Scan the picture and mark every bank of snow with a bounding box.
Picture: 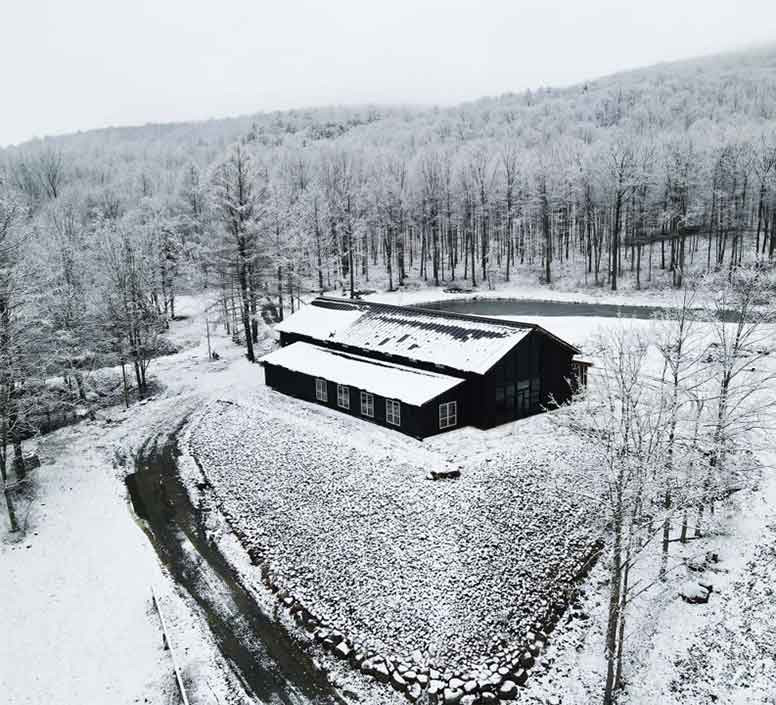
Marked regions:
[0,293,258,705]
[0,425,176,705]
[361,279,691,310]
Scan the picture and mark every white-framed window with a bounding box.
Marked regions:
[360,391,374,417]
[315,378,328,402]
[337,384,350,409]
[439,400,458,429]
[386,399,401,426]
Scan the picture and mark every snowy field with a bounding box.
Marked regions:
[2,284,775,705]
[0,295,263,705]
[184,290,776,704]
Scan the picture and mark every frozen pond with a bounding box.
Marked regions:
[422,297,739,322]
[423,297,668,320]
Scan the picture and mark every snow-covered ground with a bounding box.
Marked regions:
[361,278,699,310]
[635,448,776,705]
[0,424,175,705]
[0,295,264,705]
[2,284,774,705]
[513,443,776,705]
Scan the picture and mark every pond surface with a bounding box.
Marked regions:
[126,431,338,705]
[421,297,743,322]
[421,297,668,320]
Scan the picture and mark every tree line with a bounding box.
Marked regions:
[2,47,776,523]
[552,267,775,705]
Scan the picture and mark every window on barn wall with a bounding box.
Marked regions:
[495,385,506,415]
[337,384,350,409]
[315,378,328,402]
[439,401,458,429]
[505,383,516,412]
[570,363,588,390]
[386,399,401,426]
[530,377,541,407]
[360,391,374,417]
[517,379,531,414]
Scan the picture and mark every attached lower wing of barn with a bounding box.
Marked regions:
[262,342,466,436]
[260,297,585,438]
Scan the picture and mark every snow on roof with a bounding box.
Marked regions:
[274,300,364,339]
[572,355,594,366]
[276,297,538,375]
[260,342,465,406]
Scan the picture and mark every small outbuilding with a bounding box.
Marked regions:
[260,297,589,439]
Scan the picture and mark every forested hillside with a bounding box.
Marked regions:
[1,46,776,486]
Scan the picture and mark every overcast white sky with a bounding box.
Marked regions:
[3,0,775,147]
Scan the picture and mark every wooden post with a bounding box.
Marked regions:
[120,361,129,409]
[205,318,212,360]
[151,586,191,705]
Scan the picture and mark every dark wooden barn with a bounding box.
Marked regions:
[260,297,589,439]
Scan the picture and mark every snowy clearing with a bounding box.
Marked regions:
[0,295,260,705]
[3,287,776,705]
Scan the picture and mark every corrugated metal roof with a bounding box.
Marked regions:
[340,307,532,375]
[276,296,577,375]
[261,341,465,406]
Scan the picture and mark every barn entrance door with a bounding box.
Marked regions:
[516,388,530,416]
[516,380,531,417]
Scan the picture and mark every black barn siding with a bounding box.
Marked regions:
[271,317,580,437]
[475,331,575,427]
[417,385,468,438]
[264,362,464,439]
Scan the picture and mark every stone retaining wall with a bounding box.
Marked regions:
[257,541,603,704]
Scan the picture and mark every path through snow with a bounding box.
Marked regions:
[0,295,263,705]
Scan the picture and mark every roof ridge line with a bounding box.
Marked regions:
[314,295,536,330]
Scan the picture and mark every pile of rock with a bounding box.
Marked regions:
[329,629,547,704]
[268,563,559,703]
[190,400,602,703]
[190,402,599,671]
[249,493,601,705]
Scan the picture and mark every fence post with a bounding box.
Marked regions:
[151,585,191,705]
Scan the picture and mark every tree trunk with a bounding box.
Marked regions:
[614,533,633,690]
[120,361,130,408]
[12,440,25,481]
[3,487,18,532]
[238,244,256,362]
[611,193,623,291]
[660,486,671,580]
[603,502,624,705]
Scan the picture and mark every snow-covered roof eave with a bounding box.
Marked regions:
[572,355,594,366]
[260,342,466,407]
[532,324,581,356]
